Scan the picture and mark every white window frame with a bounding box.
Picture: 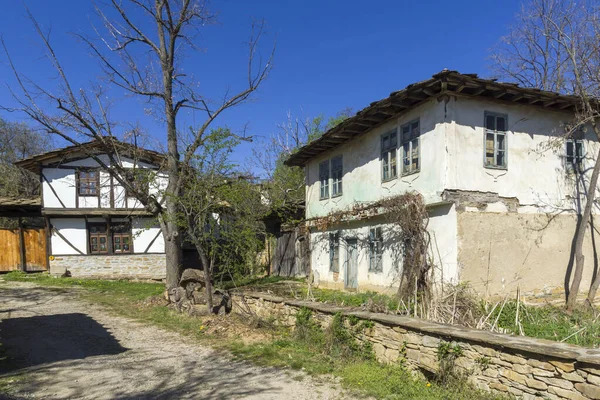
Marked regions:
[319,160,330,200]
[381,129,398,181]
[331,155,343,197]
[401,119,420,175]
[368,227,383,273]
[484,112,508,169]
[565,129,585,173]
[329,232,340,272]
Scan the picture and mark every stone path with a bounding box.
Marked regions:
[0,281,352,400]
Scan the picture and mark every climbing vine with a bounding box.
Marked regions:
[308,191,431,302]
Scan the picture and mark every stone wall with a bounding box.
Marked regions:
[235,292,600,400]
[49,254,166,280]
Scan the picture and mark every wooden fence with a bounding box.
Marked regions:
[0,228,47,272]
[272,227,309,277]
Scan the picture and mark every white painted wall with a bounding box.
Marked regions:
[41,156,167,210]
[310,205,458,292]
[42,169,76,208]
[305,98,449,219]
[448,96,599,212]
[133,218,164,253]
[50,218,87,255]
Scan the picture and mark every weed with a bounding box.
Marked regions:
[437,341,464,384]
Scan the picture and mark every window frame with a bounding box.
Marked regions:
[319,160,330,200]
[77,169,100,197]
[381,128,398,182]
[565,129,585,174]
[88,222,109,254]
[401,119,421,176]
[329,232,340,273]
[368,227,383,273]
[483,112,508,170]
[331,155,343,197]
[87,221,133,255]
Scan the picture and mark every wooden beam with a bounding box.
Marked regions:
[43,208,153,217]
[18,217,26,271]
[41,173,67,208]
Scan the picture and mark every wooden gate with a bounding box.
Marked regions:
[0,228,47,272]
[272,227,310,277]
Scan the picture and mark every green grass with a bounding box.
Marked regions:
[1,272,504,399]
[485,300,600,348]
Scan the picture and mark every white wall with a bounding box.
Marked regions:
[42,169,76,208]
[50,218,87,255]
[41,156,167,210]
[310,205,458,292]
[133,218,164,253]
[305,99,449,219]
[449,96,599,212]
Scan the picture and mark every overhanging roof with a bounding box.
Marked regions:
[286,70,583,167]
[15,138,166,173]
[0,196,41,217]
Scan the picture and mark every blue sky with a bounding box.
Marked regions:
[0,0,522,171]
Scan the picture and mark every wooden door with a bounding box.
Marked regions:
[0,229,21,272]
[0,228,47,272]
[345,238,358,290]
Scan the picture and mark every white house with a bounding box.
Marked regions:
[15,139,168,279]
[286,70,600,299]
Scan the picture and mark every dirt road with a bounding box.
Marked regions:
[0,281,350,400]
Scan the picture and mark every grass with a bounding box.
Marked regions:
[1,271,504,399]
[485,300,600,348]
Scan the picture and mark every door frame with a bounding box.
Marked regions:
[344,237,358,290]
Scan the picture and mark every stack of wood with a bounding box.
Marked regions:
[167,269,232,315]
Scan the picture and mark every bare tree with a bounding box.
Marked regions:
[2,1,274,290]
[491,0,600,309]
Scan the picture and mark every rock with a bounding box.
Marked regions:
[500,353,526,365]
[562,372,585,383]
[179,268,206,287]
[525,378,548,391]
[513,364,533,374]
[550,360,576,373]
[501,369,527,385]
[489,382,509,392]
[373,343,386,361]
[532,368,556,377]
[575,383,600,399]
[422,335,440,348]
[588,374,600,386]
[483,368,499,378]
[536,377,574,390]
[528,359,556,371]
[549,386,588,400]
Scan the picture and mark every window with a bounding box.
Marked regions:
[329,232,339,272]
[88,221,132,254]
[566,129,584,173]
[89,223,108,254]
[331,156,343,197]
[484,112,507,168]
[368,227,383,273]
[319,160,330,199]
[125,169,151,198]
[401,119,420,175]
[112,222,132,253]
[78,170,99,196]
[381,129,398,181]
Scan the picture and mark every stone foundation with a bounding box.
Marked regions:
[235,292,600,399]
[49,254,166,280]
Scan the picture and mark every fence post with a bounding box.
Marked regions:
[18,217,26,271]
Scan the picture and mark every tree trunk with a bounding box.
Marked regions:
[164,223,183,289]
[567,145,600,310]
[586,214,600,306]
[197,245,214,313]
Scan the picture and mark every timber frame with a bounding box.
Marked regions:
[285,70,586,167]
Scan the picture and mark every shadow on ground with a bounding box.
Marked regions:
[0,313,128,373]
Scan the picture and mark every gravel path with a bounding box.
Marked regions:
[0,281,352,400]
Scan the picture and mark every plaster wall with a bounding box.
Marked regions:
[49,217,164,255]
[457,210,597,298]
[41,157,167,210]
[449,96,599,211]
[305,98,449,219]
[310,204,458,292]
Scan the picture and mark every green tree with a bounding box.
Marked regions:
[178,128,266,311]
[0,118,51,197]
